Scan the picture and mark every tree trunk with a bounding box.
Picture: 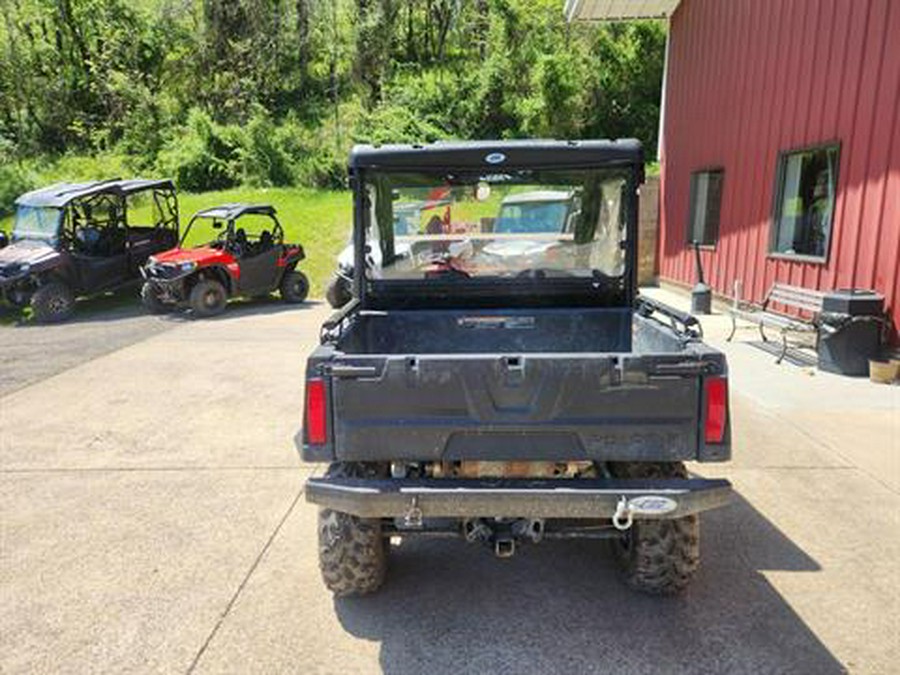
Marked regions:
[405,0,415,61]
[297,0,311,85]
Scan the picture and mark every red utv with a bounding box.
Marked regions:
[140,204,309,317]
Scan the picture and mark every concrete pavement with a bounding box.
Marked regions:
[1,291,898,674]
[0,293,175,397]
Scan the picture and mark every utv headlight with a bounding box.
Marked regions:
[19,263,30,274]
[179,261,197,272]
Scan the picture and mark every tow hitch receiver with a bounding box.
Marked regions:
[495,537,516,558]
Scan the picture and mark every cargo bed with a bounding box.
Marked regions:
[302,301,729,465]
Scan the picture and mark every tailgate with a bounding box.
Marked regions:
[326,353,719,462]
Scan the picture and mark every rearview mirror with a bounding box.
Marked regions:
[212,221,223,230]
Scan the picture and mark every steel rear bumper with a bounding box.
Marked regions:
[305,476,732,520]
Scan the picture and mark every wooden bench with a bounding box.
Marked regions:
[727,283,825,363]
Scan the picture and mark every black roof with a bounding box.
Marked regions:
[349,139,643,172]
[192,204,276,221]
[16,178,176,208]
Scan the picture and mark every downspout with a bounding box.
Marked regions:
[655,14,673,289]
[657,15,672,162]
[563,0,585,22]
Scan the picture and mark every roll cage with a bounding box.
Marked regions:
[14,179,179,252]
[181,204,285,253]
[348,140,644,310]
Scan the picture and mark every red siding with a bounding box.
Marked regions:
[659,0,900,338]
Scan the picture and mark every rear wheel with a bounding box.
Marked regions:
[30,282,75,323]
[141,281,171,314]
[189,279,228,317]
[607,462,700,594]
[280,269,309,303]
[317,462,388,597]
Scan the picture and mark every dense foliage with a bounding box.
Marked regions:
[0,0,665,211]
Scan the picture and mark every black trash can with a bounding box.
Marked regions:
[691,283,712,315]
[817,290,884,376]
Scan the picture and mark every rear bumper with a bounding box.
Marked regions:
[305,476,732,520]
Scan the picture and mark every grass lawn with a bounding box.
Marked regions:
[1,186,352,298]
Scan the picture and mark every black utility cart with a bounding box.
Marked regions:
[299,140,733,597]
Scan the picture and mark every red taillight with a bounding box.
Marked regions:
[704,376,728,444]
[305,378,327,445]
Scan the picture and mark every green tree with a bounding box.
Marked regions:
[0,0,666,197]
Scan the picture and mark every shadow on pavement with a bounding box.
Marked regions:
[0,287,144,328]
[1,290,323,328]
[335,493,844,675]
[158,296,324,323]
[745,340,817,368]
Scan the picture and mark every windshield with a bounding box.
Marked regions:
[364,169,627,281]
[495,198,570,234]
[13,206,62,244]
[181,217,225,247]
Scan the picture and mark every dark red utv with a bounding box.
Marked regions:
[140,204,309,317]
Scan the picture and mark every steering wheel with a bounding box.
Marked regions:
[212,228,238,253]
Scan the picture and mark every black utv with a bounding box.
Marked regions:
[300,140,733,597]
[0,179,179,322]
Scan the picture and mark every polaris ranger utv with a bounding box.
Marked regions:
[0,179,179,322]
[300,140,732,596]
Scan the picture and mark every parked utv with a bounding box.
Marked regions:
[0,179,179,322]
[141,204,308,317]
[300,140,733,597]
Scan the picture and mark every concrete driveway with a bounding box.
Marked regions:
[1,291,898,674]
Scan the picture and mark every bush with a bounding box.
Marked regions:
[0,137,35,218]
[155,109,240,192]
[296,147,347,190]
[36,153,136,182]
[0,164,34,219]
[237,107,295,187]
[354,103,447,146]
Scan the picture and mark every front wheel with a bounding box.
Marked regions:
[325,275,351,308]
[280,269,309,303]
[141,281,172,314]
[608,462,700,594]
[189,279,228,317]
[30,282,75,323]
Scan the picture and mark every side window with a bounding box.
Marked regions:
[770,144,839,259]
[125,191,154,228]
[687,169,723,246]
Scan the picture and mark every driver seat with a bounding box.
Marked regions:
[258,230,273,252]
[233,227,248,256]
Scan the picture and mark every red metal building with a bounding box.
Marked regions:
[568,0,900,338]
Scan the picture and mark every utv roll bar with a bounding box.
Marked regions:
[349,139,644,178]
[15,179,177,208]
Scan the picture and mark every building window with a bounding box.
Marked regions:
[771,144,839,259]
[687,169,723,246]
